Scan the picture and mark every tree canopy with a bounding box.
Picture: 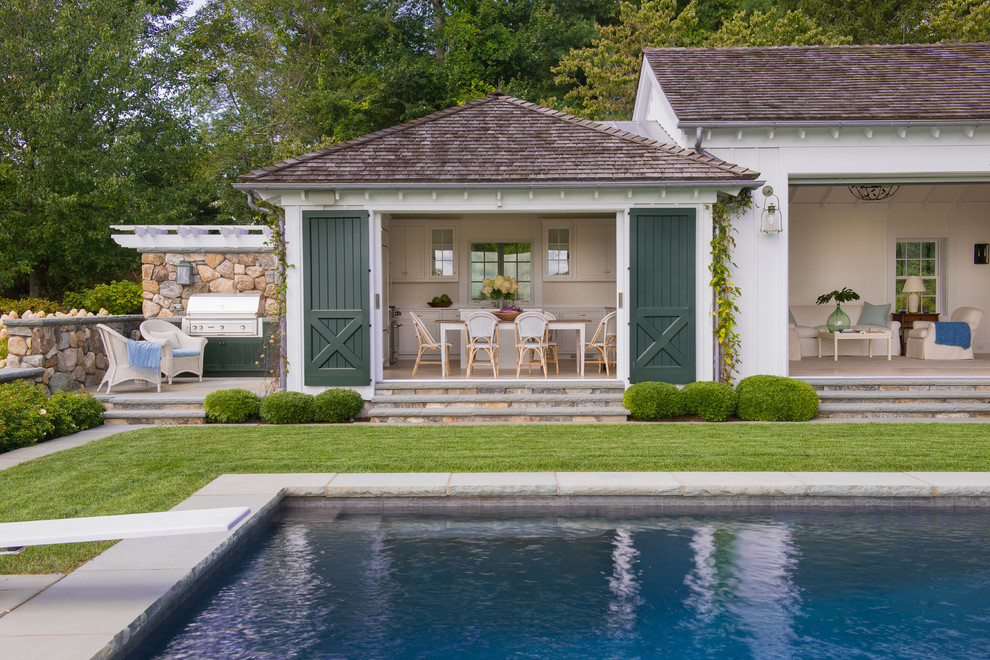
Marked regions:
[0,0,985,298]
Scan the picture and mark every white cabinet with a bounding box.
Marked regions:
[574,225,616,280]
[390,224,426,281]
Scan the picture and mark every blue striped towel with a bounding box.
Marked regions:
[933,322,971,349]
[127,340,162,378]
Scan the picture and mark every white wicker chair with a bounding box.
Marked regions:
[514,312,549,377]
[139,319,208,383]
[409,311,450,376]
[465,312,499,378]
[584,311,617,375]
[95,324,162,393]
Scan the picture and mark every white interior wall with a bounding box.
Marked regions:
[789,186,990,352]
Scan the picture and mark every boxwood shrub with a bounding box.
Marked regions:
[260,391,315,424]
[45,390,105,438]
[204,388,262,424]
[313,388,365,423]
[735,375,819,422]
[682,381,737,422]
[0,381,52,452]
[623,381,685,420]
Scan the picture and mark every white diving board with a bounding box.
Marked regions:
[0,507,251,554]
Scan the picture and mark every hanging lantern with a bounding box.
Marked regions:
[756,186,782,233]
[176,260,194,285]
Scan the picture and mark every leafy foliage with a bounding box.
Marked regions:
[710,191,751,385]
[924,0,990,42]
[45,391,105,439]
[313,388,366,423]
[0,381,52,452]
[735,375,819,421]
[63,281,143,315]
[816,287,860,305]
[0,298,63,315]
[0,0,208,299]
[260,391,315,424]
[623,381,685,420]
[682,381,738,422]
[204,388,262,424]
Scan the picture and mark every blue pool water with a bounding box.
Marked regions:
[135,508,990,659]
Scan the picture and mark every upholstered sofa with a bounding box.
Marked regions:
[789,303,901,358]
[905,307,983,360]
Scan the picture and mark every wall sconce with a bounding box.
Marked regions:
[976,244,989,265]
[176,260,194,285]
[755,185,782,233]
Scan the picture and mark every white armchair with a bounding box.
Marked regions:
[905,307,983,360]
[139,319,208,383]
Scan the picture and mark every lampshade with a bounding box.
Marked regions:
[902,276,925,293]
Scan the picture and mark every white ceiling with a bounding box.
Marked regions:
[789,183,990,205]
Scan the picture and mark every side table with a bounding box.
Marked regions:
[891,312,939,355]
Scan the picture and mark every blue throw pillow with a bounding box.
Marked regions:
[172,348,201,357]
[857,302,890,327]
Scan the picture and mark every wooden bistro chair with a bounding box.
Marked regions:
[584,311,617,376]
[408,311,450,377]
[514,312,550,378]
[465,312,499,378]
[542,312,559,374]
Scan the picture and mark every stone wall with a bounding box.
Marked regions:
[1,316,144,394]
[142,251,279,318]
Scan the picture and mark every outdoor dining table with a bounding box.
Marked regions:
[437,319,588,377]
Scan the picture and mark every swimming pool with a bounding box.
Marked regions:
[134,507,990,659]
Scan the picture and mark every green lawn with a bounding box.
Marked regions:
[2,422,990,574]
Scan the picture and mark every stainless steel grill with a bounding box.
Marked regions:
[181,293,265,337]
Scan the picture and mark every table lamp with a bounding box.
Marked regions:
[902,276,925,313]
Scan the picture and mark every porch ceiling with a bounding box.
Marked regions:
[788,183,990,205]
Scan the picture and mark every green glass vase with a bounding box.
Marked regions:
[826,303,851,332]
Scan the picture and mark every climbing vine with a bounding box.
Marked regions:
[709,190,751,385]
[255,199,293,393]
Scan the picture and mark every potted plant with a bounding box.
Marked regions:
[816,287,860,331]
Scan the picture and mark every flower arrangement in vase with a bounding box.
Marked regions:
[816,287,860,332]
[478,275,522,319]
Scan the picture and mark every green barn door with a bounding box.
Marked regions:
[303,211,370,386]
[630,209,696,383]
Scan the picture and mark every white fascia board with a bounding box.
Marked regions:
[701,124,989,150]
[111,225,272,252]
[252,186,741,213]
[631,57,689,148]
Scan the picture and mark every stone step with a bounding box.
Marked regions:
[818,402,990,417]
[817,390,990,401]
[802,378,990,389]
[371,394,626,409]
[374,381,625,397]
[367,406,630,424]
[96,396,207,411]
[102,409,206,425]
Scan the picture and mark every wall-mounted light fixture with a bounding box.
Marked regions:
[754,185,782,233]
[176,260,194,285]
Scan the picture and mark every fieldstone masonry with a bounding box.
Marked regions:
[141,251,279,318]
[1,316,143,394]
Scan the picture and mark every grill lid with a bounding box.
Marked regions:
[185,293,264,318]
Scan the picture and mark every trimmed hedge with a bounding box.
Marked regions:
[682,381,737,422]
[735,375,819,422]
[260,391,315,425]
[623,381,685,420]
[204,389,262,424]
[45,390,105,439]
[313,388,365,423]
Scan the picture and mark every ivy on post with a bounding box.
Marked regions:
[254,202,292,393]
[709,190,751,385]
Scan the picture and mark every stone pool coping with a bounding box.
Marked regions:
[3,470,990,660]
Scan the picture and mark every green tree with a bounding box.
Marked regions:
[0,0,205,298]
[924,0,990,42]
[777,0,930,43]
[551,0,848,120]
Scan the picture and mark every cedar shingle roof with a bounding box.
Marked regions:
[239,93,758,185]
[644,43,990,124]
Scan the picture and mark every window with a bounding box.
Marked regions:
[470,242,532,301]
[895,240,938,313]
[546,228,570,276]
[431,228,455,277]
